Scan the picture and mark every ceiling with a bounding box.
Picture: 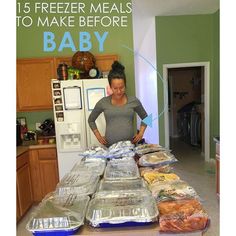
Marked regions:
[133,0,219,16]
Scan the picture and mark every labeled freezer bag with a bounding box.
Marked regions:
[86,190,158,227]
[56,171,100,196]
[143,172,180,185]
[138,151,178,167]
[158,199,209,233]
[104,160,140,180]
[71,157,106,176]
[139,165,173,176]
[135,144,166,156]
[80,146,109,158]
[26,193,90,236]
[109,140,135,152]
[96,179,148,193]
[108,140,135,159]
[149,180,200,202]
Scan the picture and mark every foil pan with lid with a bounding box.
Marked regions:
[97,179,148,193]
[71,157,106,176]
[56,171,100,196]
[104,161,140,180]
[86,190,158,227]
[26,193,90,233]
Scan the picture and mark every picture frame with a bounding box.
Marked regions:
[17,117,27,127]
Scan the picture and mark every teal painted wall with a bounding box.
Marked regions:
[17,0,135,130]
[156,11,219,159]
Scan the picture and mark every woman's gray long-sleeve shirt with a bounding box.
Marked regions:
[88,95,148,146]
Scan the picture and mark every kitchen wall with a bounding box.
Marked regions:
[156,10,220,159]
[17,0,135,130]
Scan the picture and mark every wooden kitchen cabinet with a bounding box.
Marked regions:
[29,147,59,202]
[17,151,33,221]
[17,54,118,111]
[17,58,56,111]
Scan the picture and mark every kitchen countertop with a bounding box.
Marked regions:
[17,144,56,157]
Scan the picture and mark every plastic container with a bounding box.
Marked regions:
[26,193,90,235]
[86,190,158,227]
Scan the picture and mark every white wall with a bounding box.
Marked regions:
[132,1,159,144]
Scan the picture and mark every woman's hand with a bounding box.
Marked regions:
[132,125,146,144]
[132,132,144,144]
[93,129,108,145]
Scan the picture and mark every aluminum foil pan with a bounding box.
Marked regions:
[26,193,90,233]
[104,161,140,180]
[97,179,148,193]
[86,190,158,227]
[56,171,100,196]
[71,157,106,176]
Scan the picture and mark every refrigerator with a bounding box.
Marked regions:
[51,79,110,179]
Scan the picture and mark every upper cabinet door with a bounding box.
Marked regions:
[17,58,56,111]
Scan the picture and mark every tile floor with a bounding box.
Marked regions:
[17,138,219,236]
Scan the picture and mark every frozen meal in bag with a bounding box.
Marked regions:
[143,172,180,185]
[149,180,199,202]
[139,151,177,167]
[135,143,166,156]
[139,165,173,176]
[158,199,209,233]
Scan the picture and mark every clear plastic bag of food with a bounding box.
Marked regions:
[135,144,167,156]
[149,180,200,202]
[108,141,135,159]
[80,146,109,158]
[139,165,173,176]
[109,140,134,152]
[138,151,178,167]
[26,193,90,234]
[143,172,180,185]
[158,199,209,233]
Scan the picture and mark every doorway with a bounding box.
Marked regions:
[163,62,210,161]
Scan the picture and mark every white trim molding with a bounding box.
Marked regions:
[163,62,210,161]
